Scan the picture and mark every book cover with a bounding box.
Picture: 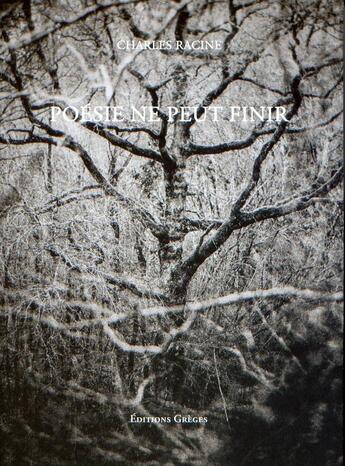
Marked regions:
[0,1,343,464]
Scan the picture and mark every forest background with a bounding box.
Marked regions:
[0,0,343,464]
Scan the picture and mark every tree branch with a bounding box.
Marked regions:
[46,244,168,301]
[141,287,343,317]
[0,0,145,54]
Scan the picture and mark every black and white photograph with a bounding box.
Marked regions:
[0,0,343,464]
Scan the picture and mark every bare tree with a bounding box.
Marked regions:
[0,0,343,464]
